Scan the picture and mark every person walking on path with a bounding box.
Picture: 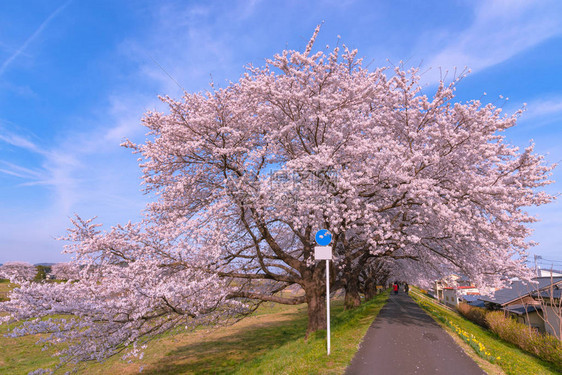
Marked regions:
[345,292,485,375]
[404,282,409,294]
[392,282,398,295]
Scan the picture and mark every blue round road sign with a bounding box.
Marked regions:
[315,229,332,246]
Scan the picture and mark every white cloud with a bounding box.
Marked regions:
[0,131,41,153]
[0,2,260,262]
[0,161,43,180]
[522,97,562,121]
[0,128,78,207]
[420,0,562,84]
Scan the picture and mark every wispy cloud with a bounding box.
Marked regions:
[0,160,44,180]
[0,123,146,262]
[0,130,42,153]
[420,0,562,83]
[0,127,78,196]
[0,120,145,222]
[522,97,562,121]
[1,1,259,263]
[119,2,263,98]
[0,0,72,77]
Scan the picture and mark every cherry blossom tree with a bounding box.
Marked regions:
[359,258,392,301]
[0,261,37,282]
[0,216,250,372]
[121,25,552,333]
[334,232,419,309]
[0,26,555,370]
[50,262,81,281]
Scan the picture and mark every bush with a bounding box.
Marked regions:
[34,265,47,282]
[457,303,489,328]
[486,310,562,368]
[528,331,562,367]
[486,311,532,347]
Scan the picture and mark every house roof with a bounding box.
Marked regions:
[503,304,542,316]
[531,289,561,299]
[460,294,482,302]
[468,300,486,308]
[479,277,562,306]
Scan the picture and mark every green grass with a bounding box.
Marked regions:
[0,279,14,301]
[410,287,561,375]
[234,292,389,375]
[1,292,389,374]
[0,319,60,373]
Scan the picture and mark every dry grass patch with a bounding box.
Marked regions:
[86,303,310,375]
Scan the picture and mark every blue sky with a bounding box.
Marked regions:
[0,0,561,267]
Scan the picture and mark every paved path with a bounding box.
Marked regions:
[345,292,486,375]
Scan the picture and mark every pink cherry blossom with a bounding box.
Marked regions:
[0,261,36,282]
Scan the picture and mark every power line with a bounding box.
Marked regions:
[537,259,562,265]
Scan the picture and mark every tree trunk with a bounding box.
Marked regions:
[302,266,327,336]
[304,285,326,335]
[344,277,361,309]
[363,280,377,301]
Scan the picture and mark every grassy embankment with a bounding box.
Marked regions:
[410,287,561,375]
[1,279,60,372]
[0,285,388,375]
[0,279,13,302]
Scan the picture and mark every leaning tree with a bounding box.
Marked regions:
[1,27,555,370]
[1,216,249,370]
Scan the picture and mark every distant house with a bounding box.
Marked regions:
[503,304,545,332]
[460,293,485,308]
[536,268,562,277]
[434,274,480,307]
[434,274,461,301]
[442,285,480,308]
[434,278,448,302]
[479,277,562,338]
[531,287,561,339]
[479,277,562,309]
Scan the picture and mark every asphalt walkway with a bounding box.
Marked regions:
[345,291,486,375]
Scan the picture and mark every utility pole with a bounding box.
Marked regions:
[534,254,542,277]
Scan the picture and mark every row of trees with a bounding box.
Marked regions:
[0,261,79,283]
[0,28,555,372]
[0,261,38,282]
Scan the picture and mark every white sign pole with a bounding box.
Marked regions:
[314,229,333,357]
[326,258,330,355]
